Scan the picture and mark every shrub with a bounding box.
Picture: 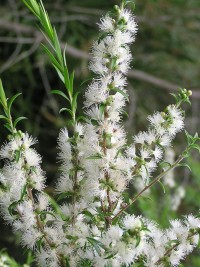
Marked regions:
[0,0,200,266]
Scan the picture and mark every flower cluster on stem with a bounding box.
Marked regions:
[0,1,200,267]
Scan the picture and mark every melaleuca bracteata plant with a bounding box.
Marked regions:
[0,0,200,266]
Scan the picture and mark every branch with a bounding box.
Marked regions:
[155,231,199,265]
[112,154,185,222]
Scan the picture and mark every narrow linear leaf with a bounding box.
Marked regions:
[42,44,62,71]
[77,115,88,122]
[51,90,69,101]
[0,79,7,108]
[14,117,27,128]
[178,163,192,172]
[53,28,63,64]
[8,93,22,112]
[158,180,166,194]
[0,115,9,122]
[22,0,40,17]
[69,70,75,95]
[57,192,74,202]
[4,124,13,133]
[111,87,129,101]
[72,91,80,114]
[59,108,73,116]
[86,154,102,160]
[52,64,65,84]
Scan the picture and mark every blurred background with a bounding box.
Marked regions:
[0,0,200,266]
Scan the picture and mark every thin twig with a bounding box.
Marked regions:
[155,231,199,265]
[112,154,184,222]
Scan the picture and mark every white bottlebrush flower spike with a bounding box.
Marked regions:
[0,1,199,267]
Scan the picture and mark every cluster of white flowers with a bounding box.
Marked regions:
[0,132,47,248]
[0,2,199,267]
[86,214,200,267]
[128,105,184,184]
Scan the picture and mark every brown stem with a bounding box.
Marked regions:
[27,188,53,247]
[102,110,113,228]
[111,154,184,222]
[71,167,78,227]
[27,188,66,267]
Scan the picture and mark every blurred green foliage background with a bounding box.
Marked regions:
[0,0,200,266]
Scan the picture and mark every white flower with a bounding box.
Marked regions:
[140,148,150,159]
[185,215,200,229]
[24,148,41,167]
[75,123,84,136]
[56,174,73,193]
[123,215,142,230]
[84,82,108,107]
[37,193,49,211]
[159,134,172,147]
[120,9,138,34]
[148,112,164,128]
[134,131,146,144]
[98,15,114,32]
[152,146,163,162]
[112,72,127,88]
[85,105,103,121]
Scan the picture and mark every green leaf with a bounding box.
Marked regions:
[0,79,7,108]
[104,252,118,259]
[122,192,130,204]
[135,234,141,247]
[20,184,27,201]
[63,66,70,91]
[77,115,88,122]
[53,27,63,64]
[87,238,104,256]
[99,103,106,116]
[159,161,172,170]
[80,77,93,86]
[178,163,192,172]
[40,211,56,221]
[42,44,62,72]
[59,108,73,116]
[46,193,62,216]
[52,64,65,84]
[190,144,200,153]
[72,91,80,114]
[8,93,22,112]
[124,0,136,10]
[14,117,27,128]
[57,192,74,202]
[86,154,102,160]
[0,115,9,122]
[8,200,20,216]
[39,1,54,40]
[111,87,129,101]
[15,150,21,162]
[158,180,166,194]
[65,257,70,267]
[22,0,40,17]
[81,210,95,221]
[36,235,45,252]
[51,90,69,101]
[4,124,12,133]
[29,0,40,15]
[69,70,75,95]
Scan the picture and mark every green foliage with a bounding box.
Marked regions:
[0,80,26,134]
[0,0,200,265]
[22,0,79,125]
[0,250,33,267]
